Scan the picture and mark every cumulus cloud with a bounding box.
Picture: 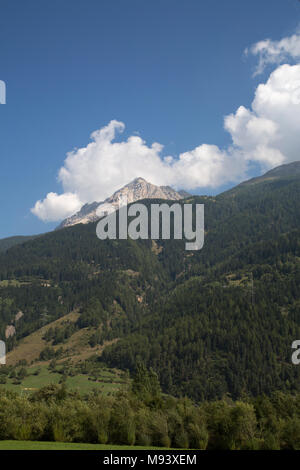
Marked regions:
[57,120,173,202]
[31,192,82,222]
[246,33,300,75]
[32,33,300,223]
[225,63,300,167]
[31,120,247,222]
[57,119,247,197]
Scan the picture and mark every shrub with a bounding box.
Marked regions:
[109,398,136,446]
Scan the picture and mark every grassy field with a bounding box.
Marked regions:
[0,441,167,450]
[0,364,127,395]
[5,311,118,367]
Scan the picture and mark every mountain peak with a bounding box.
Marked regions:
[131,176,147,183]
[57,178,188,230]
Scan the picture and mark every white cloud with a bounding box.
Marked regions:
[57,120,173,202]
[169,144,247,189]
[31,192,82,222]
[246,33,300,75]
[225,63,300,168]
[32,120,248,222]
[32,34,300,223]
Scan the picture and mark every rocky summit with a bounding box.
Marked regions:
[56,177,189,229]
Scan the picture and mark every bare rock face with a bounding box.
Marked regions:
[57,177,188,229]
[56,201,101,229]
[15,311,24,322]
[5,325,16,339]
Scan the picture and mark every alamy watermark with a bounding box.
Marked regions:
[96,196,204,251]
[292,340,300,365]
[0,340,5,365]
[0,80,6,104]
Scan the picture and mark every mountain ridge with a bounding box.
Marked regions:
[236,161,300,189]
[56,177,189,230]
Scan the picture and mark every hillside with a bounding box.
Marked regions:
[0,235,39,253]
[228,161,300,192]
[0,162,299,400]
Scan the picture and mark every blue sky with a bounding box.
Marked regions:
[0,0,300,238]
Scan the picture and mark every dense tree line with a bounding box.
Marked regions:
[0,367,299,449]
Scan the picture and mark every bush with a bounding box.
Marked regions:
[109,398,136,446]
[134,408,152,446]
[149,412,171,448]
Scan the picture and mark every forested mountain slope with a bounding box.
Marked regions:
[0,162,299,400]
[0,235,38,253]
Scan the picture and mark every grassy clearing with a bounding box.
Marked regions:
[0,440,167,450]
[6,312,81,365]
[1,364,126,395]
[6,311,117,367]
[0,280,23,288]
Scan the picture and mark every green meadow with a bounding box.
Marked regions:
[0,364,126,395]
[0,440,167,450]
